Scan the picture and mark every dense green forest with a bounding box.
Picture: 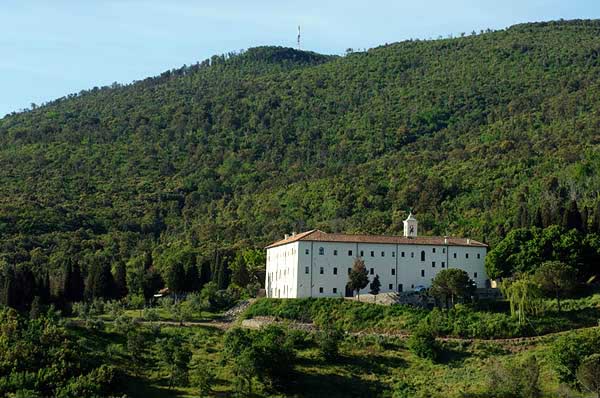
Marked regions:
[1,19,600,309]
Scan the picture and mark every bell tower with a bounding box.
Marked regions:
[403,212,418,237]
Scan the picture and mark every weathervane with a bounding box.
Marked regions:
[297,25,301,50]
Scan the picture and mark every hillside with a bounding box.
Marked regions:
[1,20,600,301]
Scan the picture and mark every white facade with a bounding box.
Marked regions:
[265,216,489,298]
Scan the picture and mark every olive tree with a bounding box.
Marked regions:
[534,261,577,313]
[430,269,475,308]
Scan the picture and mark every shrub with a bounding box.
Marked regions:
[142,307,160,322]
[407,321,439,361]
[71,302,89,318]
[201,282,237,312]
[223,325,296,392]
[190,358,216,397]
[576,354,600,397]
[104,300,124,318]
[393,378,417,398]
[126,294,146,310]
[483,356,541,398]
[315,323,344,360]
[550,328,600,386]
[156,336,192,388]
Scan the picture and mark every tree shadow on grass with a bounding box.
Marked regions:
[436,344,471,365]
[291,371,385,398]
[297,350,408,375]
[337,352,408,375]
[123,375,185,398]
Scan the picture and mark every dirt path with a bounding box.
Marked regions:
[79,307,600,351]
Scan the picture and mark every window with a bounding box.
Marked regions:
[319,247,324,255]
[398,284,403,292]
[401,251,405,257]
[391,268,395,275]
[453,253,457,259]
[305,266,309,274]
[333,267,338,275]
[334,250,338,256]
[370,268,374,275]
[432,261,436,268]
[421,270,425,277]
[441,262,445,268]
[319,287,323,293]
[348,250,353,256]
[420,251,425,261]
[442,248,446,254]
[411,252,414,258]
[474,272,478,278]
[389,284,393,289]
[411,284,414,289]
[360,250,364,257]
[392,252,395,257]
[347,268,351,275]
[305,249,309,255]
[320,267,324,274]
[370,251,374,257]
[477,253,481,259]
[333,288,337,294]
[381,251,385,257]
[432,248,436,253]
[466,253,469,259]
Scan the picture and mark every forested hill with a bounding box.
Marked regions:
[1,20,600,303]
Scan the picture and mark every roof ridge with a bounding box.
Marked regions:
[265,229,488,248]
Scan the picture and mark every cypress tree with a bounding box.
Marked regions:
[581,206,589,233]
[86,261,115,300]
[562,200,583,232]
[541,204,554,228]
[185,264,200,292]
[167,262,187,294]
[113,261,128,298]
[0,264,17,308]
[64,261,84,303]
[532,207,543,228]
[591,201,600,234]
[216,262,228,290]
[517,203,529,228]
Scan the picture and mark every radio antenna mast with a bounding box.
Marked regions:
[297,25,301,50]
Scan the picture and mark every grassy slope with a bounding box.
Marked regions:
[243,295,600,338]
[70,321,580,398]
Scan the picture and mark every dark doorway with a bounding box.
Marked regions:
[345,284,354,297]
[398,284,403,293]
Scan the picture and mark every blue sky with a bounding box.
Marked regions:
[1,0,599,117]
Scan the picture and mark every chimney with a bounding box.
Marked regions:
[444,236,448,245]
[292,231,297,237]
[284,234,290,240]
[466,238,471,245]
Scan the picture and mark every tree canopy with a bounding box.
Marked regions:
[1,20,600,310]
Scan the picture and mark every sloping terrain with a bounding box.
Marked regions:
[0,19,599,280]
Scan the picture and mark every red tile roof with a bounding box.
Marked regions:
[266,229,487,249]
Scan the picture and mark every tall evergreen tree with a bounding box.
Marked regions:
[86,261,115,300]
[562,200,583,232]
[64,262,84,303]
[167,262,187,294]
[348,257,369,300]
[113,261,128,298]
[532,207,543,228]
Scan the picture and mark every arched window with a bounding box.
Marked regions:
[319,247,324,255]
[420,250,425,262]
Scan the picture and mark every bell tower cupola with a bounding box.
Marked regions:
[403,212,418,238]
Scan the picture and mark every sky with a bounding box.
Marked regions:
[1,0,599,117]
